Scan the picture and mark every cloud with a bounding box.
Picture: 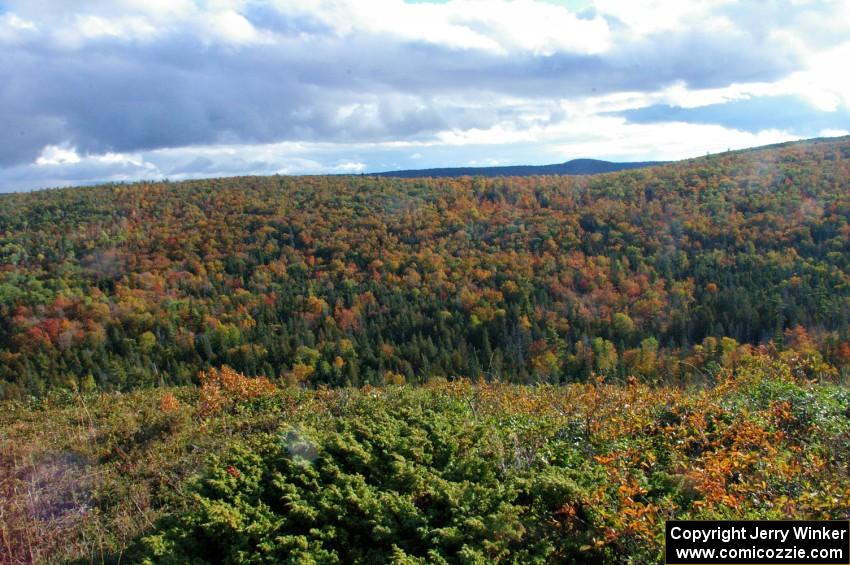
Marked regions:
[0,0,848,190]
[613,95,850,136]
[285,0,613,55]
[0,118,808,193]
[35,145,81,166]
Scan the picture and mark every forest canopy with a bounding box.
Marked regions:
[1,137,850,398]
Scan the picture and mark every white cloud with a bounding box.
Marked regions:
[333,161,366,173]
[2,13,37,31]
[430,112,801,162]
[468,157,502,166]
[202,10,267,45]
[0,12,38,42]
[552,121,799,161]
[595,0,737,37]
[283,0,611,54]
[777,41,850,111]
[120,0,196,19]
[36,145,81,166]
[74,14,156,40]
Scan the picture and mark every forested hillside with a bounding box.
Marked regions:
[373,158,665,178]
[2,136,850,398]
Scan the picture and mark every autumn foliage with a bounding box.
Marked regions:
[196,365,276,416]
[3,137,850,561]
[136,358,850,563]
[2,137,850,397]
[2,354,849,563]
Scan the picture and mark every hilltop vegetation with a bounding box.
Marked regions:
[2,137,850,397]
[3,355,850,564]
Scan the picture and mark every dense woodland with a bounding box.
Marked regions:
[2,137,850,397]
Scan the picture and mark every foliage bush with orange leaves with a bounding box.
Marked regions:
[134,356,850,563]
[196,366,277,417]
[4,356,850,563]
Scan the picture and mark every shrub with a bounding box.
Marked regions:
[197,366,277,417]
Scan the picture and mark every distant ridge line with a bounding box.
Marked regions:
[371,158,667,178]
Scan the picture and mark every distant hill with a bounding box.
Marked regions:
[372,158,666,178]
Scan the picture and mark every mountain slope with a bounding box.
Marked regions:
[1,136,850,398]
[372,157,666,178]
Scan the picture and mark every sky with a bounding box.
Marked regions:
[1,0,849,192]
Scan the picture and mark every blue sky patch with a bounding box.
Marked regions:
[613,96,850,137]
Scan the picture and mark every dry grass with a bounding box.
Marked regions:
[0,390,198,564]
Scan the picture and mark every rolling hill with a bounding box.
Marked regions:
[1,135,850,397]
[372,157,666,178]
